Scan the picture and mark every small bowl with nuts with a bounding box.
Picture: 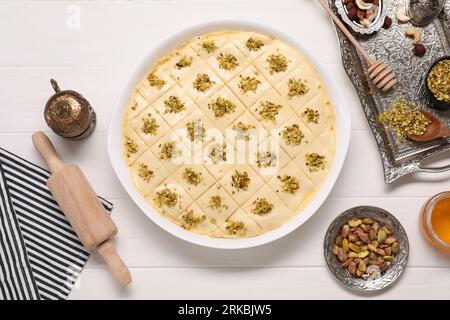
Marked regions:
[425,56,450,111]
[324,206,409,292]
[335,0,387,34]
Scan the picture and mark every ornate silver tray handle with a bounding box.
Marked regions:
[328,0,450,183]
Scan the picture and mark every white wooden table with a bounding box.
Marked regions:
[2,0,450,300]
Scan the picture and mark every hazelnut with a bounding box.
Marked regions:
[414,44,426,57]
[343,0,351,4]
[373,0,379,5]
[383,16,392,29]
[347,7,358,20]
[346,2,355,10]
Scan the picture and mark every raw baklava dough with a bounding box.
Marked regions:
[122,30,336,239]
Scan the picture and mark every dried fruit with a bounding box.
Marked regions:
[414,43,426,57]
[383,16,393,29]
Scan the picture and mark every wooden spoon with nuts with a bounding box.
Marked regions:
[317,0,398,92]
[407,110,450,142]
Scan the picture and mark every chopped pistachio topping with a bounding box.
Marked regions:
[281,124,304,145]
[159,141,176,160]
[226,220,245,236]
[245,37,264,51]
[217,53,239,70]
[378,98,432,141]
[124,137,138,157]
[138,163,154,182]
[208,195,228,212]
[175,55,193,69]
[182,168,202,186]
[164,96,185,114]
[251,198,273,216]
[259,101,282,122]
[147,73,166,89]
[141,114,159,135]
[232,121,256,140]
[278,175,300,194]
[131,102,138,110]
[209,97,237,118]
[267,53,288,74]
[305,153,326,172]
[154,188,178,208]
[257,151,277,168]
[209,142,227,163]
[186,119,206,141]
[303,108,320,124]
[231,170,250,191]
[427,59,450,102]
[238,75,261,93]
[181,210,206,230]
[201,40,218,53]
[287,78,309,98]
[193,73,215,92]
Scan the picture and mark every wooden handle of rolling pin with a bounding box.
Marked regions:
[32,131,66,173]
[97,239,132,286]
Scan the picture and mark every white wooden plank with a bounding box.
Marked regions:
[1,130,449,200]
[0,0,340,67]
[0,63,367,133]
[69,267,450,299]
[85,196,450,268]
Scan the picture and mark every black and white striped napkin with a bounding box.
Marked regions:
[0,148,113,300]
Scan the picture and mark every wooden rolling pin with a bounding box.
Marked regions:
[32,131,132,286]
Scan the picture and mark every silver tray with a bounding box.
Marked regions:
[329,0,450,183]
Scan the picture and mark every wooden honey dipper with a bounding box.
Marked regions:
[317,0,398,92]
[32,131,132,286]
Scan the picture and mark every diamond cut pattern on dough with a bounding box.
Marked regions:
[131,107,170,147]
[199,86,246,132]
[123,31,336,239]
[131,150,170,195]
[219,165,264,206]
[196,182,239,226]
[241,184,290,231]
[147,182,193,220]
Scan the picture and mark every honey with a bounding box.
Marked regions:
[421,192,450,251]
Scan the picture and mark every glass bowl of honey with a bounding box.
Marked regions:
[420,191,450,251]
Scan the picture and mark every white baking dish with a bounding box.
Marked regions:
[108,21,351,249]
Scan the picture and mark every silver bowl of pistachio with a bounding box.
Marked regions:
[324,206,409,292]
